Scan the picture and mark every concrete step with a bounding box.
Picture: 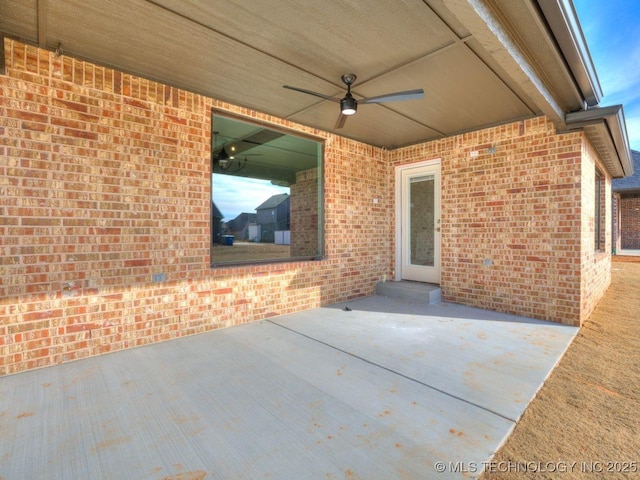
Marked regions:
[375,281,441,305]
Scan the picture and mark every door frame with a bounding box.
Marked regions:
[394,158,442,282]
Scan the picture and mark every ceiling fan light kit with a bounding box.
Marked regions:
[283,73,423,128]
[340,96,357,115]
[212,131,245,173]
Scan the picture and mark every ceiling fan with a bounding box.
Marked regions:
[283,73,424,129]
[212,131,262,173]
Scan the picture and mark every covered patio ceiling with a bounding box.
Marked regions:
[0,0,632,173]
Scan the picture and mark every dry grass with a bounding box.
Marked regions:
[481,259,640,479]
[212,242,290,262]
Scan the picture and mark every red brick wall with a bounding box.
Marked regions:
[0,39,614,374]
[290,168,319,257]
[0,40,390,375]
[580,138,611,323]
[620,194,640,249]
[392,118,609,326]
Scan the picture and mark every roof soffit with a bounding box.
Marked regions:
[0,0,619,152]
[440,0,570,127]
[565,106,633,178]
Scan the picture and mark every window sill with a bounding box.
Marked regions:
[211,255,324,269]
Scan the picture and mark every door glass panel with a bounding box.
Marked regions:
[409,175,435,266]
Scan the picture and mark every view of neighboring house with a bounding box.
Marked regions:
[255,193,290,243]
[224,197,291,245]
[613,150,640,251]
[226,212,257,241]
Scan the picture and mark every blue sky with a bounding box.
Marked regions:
[574,0,640,150]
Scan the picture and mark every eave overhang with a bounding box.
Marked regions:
[614,188,640,195]
[565,105,633,178]
[536,0,603,107]
[536,0,632,179]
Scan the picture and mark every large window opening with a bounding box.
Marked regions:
[210,112,323,266]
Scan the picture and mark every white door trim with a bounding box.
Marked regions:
[394,158,442,282]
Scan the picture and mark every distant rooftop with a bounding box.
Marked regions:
[256,193,289,210]
[613,150,640,192]
[211,201,224,219]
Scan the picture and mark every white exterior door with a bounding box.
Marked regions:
[396,161,441,284]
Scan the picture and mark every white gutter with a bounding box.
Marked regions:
[537,0,632,177]
[536,0,603,107]
[565,105,633,177]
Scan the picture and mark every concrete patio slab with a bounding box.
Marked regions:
[0,297,577,479]
[274,297,578,422]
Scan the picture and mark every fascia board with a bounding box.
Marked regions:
[536,0,603,106]
[565,105,633,178]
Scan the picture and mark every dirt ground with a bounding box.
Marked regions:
[481,258,640,479]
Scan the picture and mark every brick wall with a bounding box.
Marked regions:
[579,138,611,323]
[620,194,640,249]
[391,118,610,326]
[290,168,319,257]
[0,39,613,375]
[0,40,390,375]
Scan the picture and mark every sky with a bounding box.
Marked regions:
[213,174,289,222]
[574,0,640,151]
[214,1,640,221]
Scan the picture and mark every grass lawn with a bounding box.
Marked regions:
[212,241,290,263]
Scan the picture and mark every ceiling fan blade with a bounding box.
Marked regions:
[359,89,424,104]
[283,85,341,103]
[334,113,348,129]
